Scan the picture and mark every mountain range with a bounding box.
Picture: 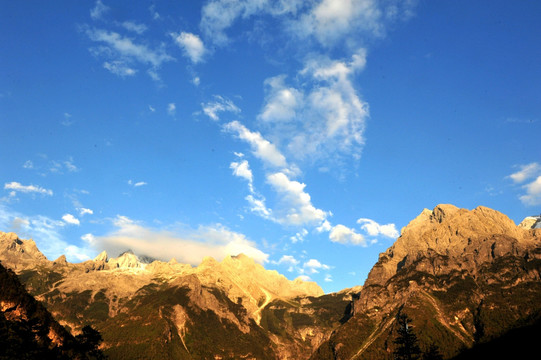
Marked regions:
[1,204,540,359]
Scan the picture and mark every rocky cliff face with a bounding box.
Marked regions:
[0,261,105,359]
[312,205,541,359]
[0,231,345,360]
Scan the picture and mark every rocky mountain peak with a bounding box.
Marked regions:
[108,251,142,269]
[93,250,108,262]
[366,204,537,288]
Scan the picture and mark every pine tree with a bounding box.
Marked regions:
[393,314,421,360]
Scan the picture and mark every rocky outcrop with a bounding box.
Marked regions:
[313,205,541,359]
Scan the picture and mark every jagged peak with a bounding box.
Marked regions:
[94,250,108,262]
[0,231,20,243]
[53,255,67,265]
[118,249,135,256]
[200,256,218,267]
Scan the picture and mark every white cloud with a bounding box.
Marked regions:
[200,0,415,48]
[121,21,148,34]
[520,176,541,206]
[329,224,365,245]
[201,95,240,121]
[0,205,93,262]
[65,245,91,261]
[324,274,333,282]
[245,194,273,219]
[303,258,330,274]
[266,172,328,226]
[290,228,308,243]
[62,214,80,226]
[94,216,269,265]
[64,157,79,172]
[173,32,206,64]
[23,160,34,169]
[149,5,160,20]
[316,219,332,233]
[90,0,109,20]
[103,61,137,77]
[4,182,53,196]
[168,103,176,116]
[357,218,399,238]
[78,208,94,216]
[296,0,384,46]
[509,162,541,183]
[149,105,156,112]
[507,163,541,206]
[224,121,288,169]
[230,160,254,190]
[128,180,147,187]
[274,254,300,267]
[259,75,303,123]
[257,51,369,163]
[86,28,174,79]
[296,275,312,281]
[81,233,96,244]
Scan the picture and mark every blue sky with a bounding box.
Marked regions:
[1,0,540,293]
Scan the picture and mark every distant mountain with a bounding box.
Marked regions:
[311,205,541,359]
[0,231,350,359]
[2,204,540,359]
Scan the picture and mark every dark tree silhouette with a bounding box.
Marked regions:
[423,343,444,360]
[394,314,421,360]
[75,325,106,359]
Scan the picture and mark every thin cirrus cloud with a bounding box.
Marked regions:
[4,182,53,196]
[201,95,241,121]
[90,0,109,20]
[92,215,269,264]
[85,27,174,80]
[508,162,541,206]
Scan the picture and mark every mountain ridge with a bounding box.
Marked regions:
[2,204,540,359]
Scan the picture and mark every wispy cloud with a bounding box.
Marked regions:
[4,182,53,196]
[90,0,109,20]
[121,21,148,34]
[173,32,206,63]
[259,50,369,162]
[78,208,94,216]
[86,27,174,80]
[103,61,137,77]
[508,163,541,184]
[224,121,288,169]
[508,162,541,206]
[94,216,269,264]
[201,95,240,121]
[128,180,147,187]
[167,103,176,116]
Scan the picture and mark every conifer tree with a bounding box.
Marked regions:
[393,314,421,360]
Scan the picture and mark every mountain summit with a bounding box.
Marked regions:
[312,204,541,359]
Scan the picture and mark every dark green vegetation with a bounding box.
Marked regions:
[0,262,106,360]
